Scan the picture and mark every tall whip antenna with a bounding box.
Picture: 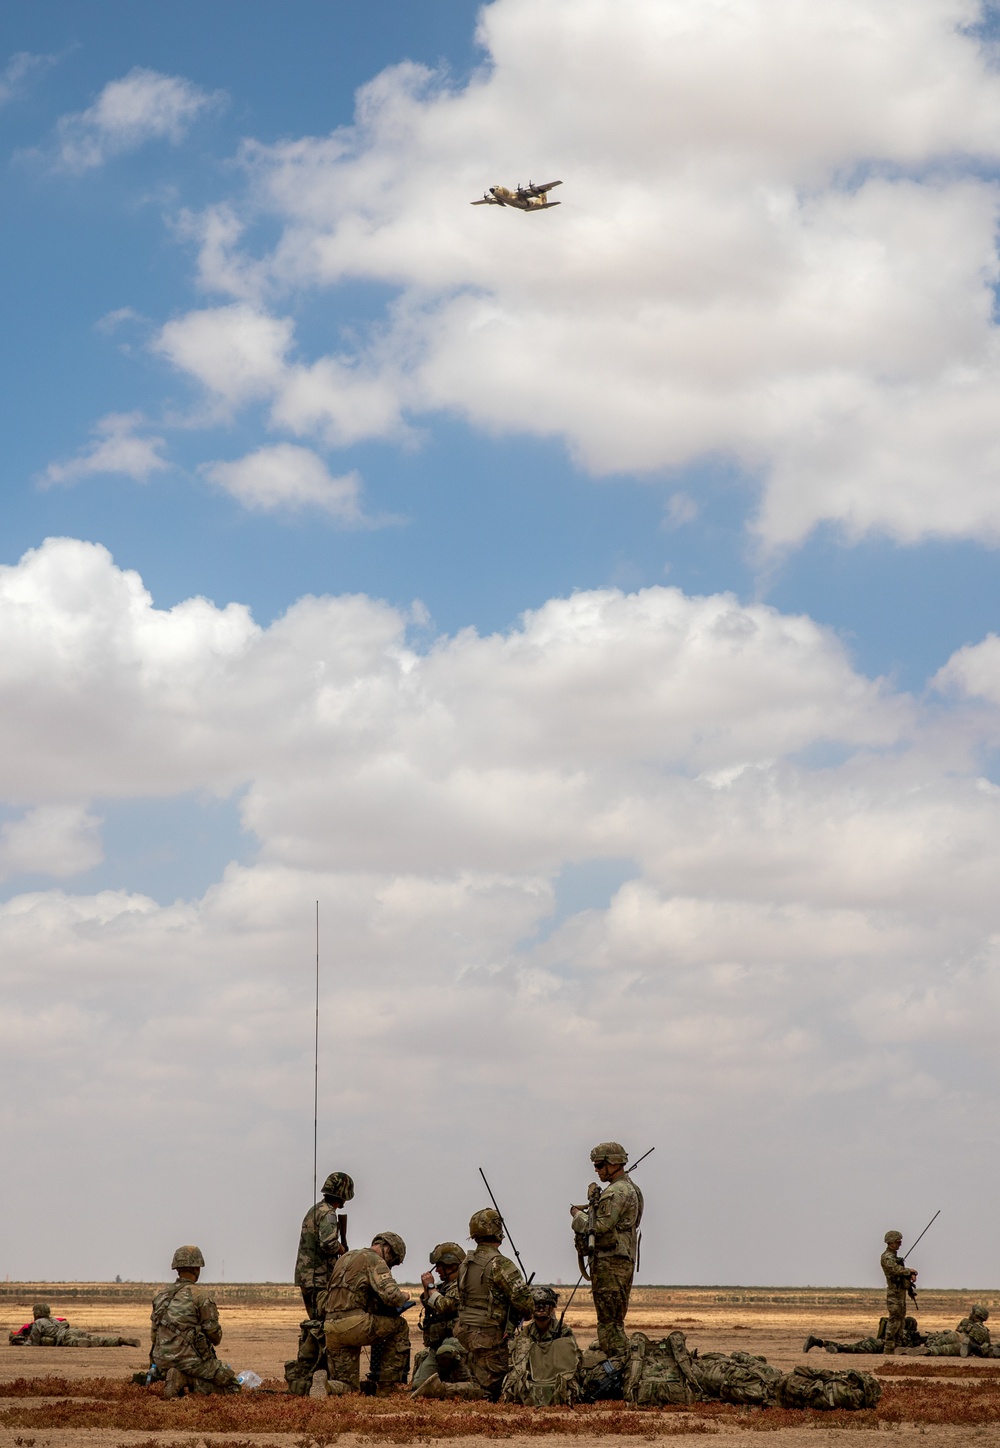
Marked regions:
[313,900,320,1209]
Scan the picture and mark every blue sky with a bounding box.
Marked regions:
[5,0,1000,1289]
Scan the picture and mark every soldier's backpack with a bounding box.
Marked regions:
[502,1332,582,1406]
[579,1346,625,1402]
[624,1332,701,1407]
[693,1350,782,1407]
[776,1364,882,1411]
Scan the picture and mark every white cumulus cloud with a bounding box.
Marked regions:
[203,443,369,521]
[151,0,1000,551]
[43,412,168,486]
[2,539,1000,1282]
[52,66,221,171]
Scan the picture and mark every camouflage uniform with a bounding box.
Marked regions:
[324,1237,411,1393]
[286,1171,354,1396]
[880,1234,915,1354]
[455,1211,534,1401]
[501,1316,582,1405]
[410,1338,481,1396]
[572,1144,642,1358]
[412,1253,464,1390]
[909,1308,996,1358]
[151,1254,237,1396]
[24,1305,137,1348]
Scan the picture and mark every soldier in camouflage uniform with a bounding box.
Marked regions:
[803,1316,924,1354]
[455,1207,534,1401]
[906,1306,998,1357]
[501,1286,581,1404]
[324,1231,412,1395]
[411,1242,466,1389]
[285,1170,355,1396]
[410,1338,483,1398]
[571,1142,642,1358]
[880,1231,916,1355]
[150,1246,239,1398]
[15,1303,138,1347]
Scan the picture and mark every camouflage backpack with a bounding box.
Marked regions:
[579,1345,625,1402]
[502,1333,582,1406]
[624,1332,701,1407]
[776,1364,882,1411]
[693,1350,782,1407]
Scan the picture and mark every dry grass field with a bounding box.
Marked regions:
[4,1285,1000,1448]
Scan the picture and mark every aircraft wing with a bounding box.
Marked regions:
[529,200,560,209]
[532,180,562,193]
[471,198,496,205]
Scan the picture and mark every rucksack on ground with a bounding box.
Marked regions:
[624,1331,701,1407]
[776,1364,882,1411]
[693,1349,782,1407]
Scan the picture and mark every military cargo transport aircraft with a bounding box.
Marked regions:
[471,180,562,211]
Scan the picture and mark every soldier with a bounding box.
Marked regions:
[501,1287,582,1405]
[880,1230,917,1355]
[570,1142,642,1358]
[804,1316,924,1354]
[455,1207,534,1401]
[411,1242,465,1389]
[323,1231,412,1395]
[150,1246,239,1398]
[285,1170,355,1396]
[12,1303,138,1347]
[410,1338,483,1399]
[906,1306,998,1358]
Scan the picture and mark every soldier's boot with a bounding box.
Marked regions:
[284,1360,312,1396]
[440,1381,486,1400]
[960,1337,971,1359]
[325,1379,351,1396]
[802,1335,823,1353]
[163,1368,190,1400]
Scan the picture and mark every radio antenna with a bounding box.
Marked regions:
[313,900,319,1210]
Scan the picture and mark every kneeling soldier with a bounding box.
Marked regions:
[501,1287,582,1406]
[324,1232,412,1395]
[151,1246,239,1398]
[412,1241,465,1389]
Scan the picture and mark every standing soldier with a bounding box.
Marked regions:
[324,1231,412,1395]
[150,1246,239,1398]
[411,1242,465,1388]
[285,1170,354,1396]
[570,1142,642,1359]
[881,1230,917,1355]
[455,1208,534,1400]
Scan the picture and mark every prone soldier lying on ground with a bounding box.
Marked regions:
[803,1316,925,1354]
[903,1305,999,1357]
[324,1231,413,1395]
[150,1246,239,1398]
[501,1286,582,1406]
[9,1302,138,1347]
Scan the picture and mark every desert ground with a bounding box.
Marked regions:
[4,1284,1000,1448]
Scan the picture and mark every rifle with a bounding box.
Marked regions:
[564,1147,655,1321]
[900,1210,940,1308]
[338,1212,349,1254]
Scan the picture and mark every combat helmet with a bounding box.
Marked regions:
[372,1231,406,1267]
[322,1171,355,1202]
[884,1230,903,1245]
[531,1285,558,1307]
[590,1141,628,1165]
[429,1241,466,1266]
[970,1305,990,1321]
[32,1304,51,1319]
[469,1207,503,1241]
[171,1245,206,1271]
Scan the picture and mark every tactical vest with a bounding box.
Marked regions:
[458,1249,502,1329]
[325,1249,374,1317]
[520,1336,581,1406]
